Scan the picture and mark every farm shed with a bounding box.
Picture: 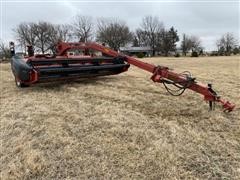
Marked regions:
[120,46,153,57]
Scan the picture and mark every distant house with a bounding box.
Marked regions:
[120,46,153,57]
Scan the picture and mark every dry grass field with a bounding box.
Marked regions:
[0,56,240,179]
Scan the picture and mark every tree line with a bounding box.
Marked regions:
[0,15,239,59]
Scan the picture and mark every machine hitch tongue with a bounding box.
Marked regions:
[219,100,235,113]
[207,84,235,112]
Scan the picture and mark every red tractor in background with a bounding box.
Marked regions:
[10,41,235,112]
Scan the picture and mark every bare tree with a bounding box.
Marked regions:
[140,16,164,55]
[31,21,57,54]
[216,39,221,52]
[0,40,11,59]
[181,34,192,56]
[96,18,133,51]
[216,33,238,55]
[48,24,73,53]
[189,35,202,52]
[14,22,73,54]
[181,34,202,56]
[54,24,73,42]
[133,28,149,47]
[13,22,37,53]
[73,15,93,42]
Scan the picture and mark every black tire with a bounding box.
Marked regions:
[113,56,125,64]
[15,76,29,88]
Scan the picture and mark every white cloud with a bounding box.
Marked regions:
[1,1,239,50]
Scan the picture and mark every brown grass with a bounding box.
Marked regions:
[0,56,240,179]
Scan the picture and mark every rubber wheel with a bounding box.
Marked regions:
[15,77,29,88]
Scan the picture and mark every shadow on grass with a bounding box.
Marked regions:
[25,76,121,92]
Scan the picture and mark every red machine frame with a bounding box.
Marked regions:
[11,42,235,112]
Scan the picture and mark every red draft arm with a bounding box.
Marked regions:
[57,42,235,112]
[125,56,235,112]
